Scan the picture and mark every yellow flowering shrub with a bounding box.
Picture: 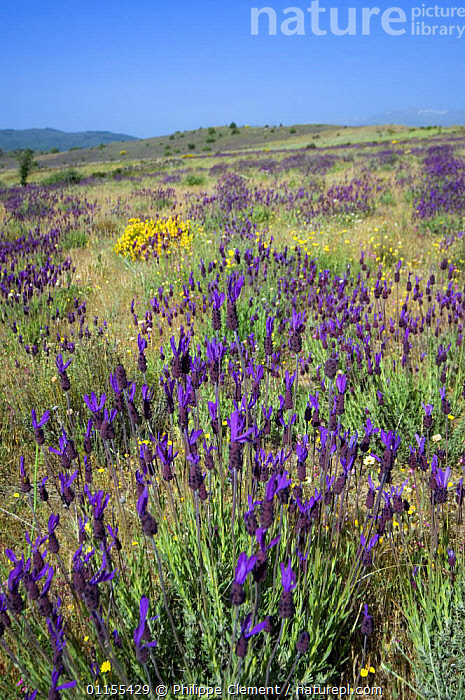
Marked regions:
[114,216,192,261]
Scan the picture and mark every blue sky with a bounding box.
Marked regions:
[1,0,464,137]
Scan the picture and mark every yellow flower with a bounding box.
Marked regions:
[448,414,455,421]
[114,216,191,261]
[13,493,20,498]
[100,660,111,673]
[360,668,368,678]
[84,636,89,642]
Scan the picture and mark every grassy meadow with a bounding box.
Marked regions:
[0,123,464,699]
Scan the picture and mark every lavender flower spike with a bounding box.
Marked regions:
[436,466,451,489]
[83,391,106,414]
[336,373,347,394]
[55,354,72,374]
[280,559,297,592]
[234,552,258,585]
[31,408,50,429]
[134,596,158,662]
[49,667,77,696]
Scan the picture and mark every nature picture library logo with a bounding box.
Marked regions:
[251,2,465,38]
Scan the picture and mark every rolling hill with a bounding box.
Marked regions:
[0,128,137,152]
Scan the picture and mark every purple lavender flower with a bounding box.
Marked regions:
[280,559,297,592]
[55,354,71,374]
[228,409,254,444]
[227,273,245,303]
[283,370,296,410]
[80,547,116,610]
[87,489,110,521]
[360,533,378,567]
[46,605,68,665]
[296,631,310,653]
[83,391,106,415]
[19,456,32,493]
[205,337,225,368]
[38,476,49,501]
[31,408,50,445]
[235,613,268,657]
[211,290,225,309]
[279,559,296,618]
[137,486,158,536]
[7,559,25,614]
[36,564,54,617]
[58,470,78,506]
[366,473,376,509]
[83,419,93,454]
[265,316,275,336]
[439,386,451,415]
[231,552,257,605]
[48,666,77,699]
[415,433,426,455]
[100,408,117,441]
[360,603,374,636]
[234,552,257,585]
[137,334,147,354]
[421,403,433,416]
[243,495,260,536]
[107,524,122,551]
[156,434,178,475]
[47,513,60,553]
[307,387,320,414]
[265,471,292,502]
[207,400,219,434]
[109,372,124,410]
[134,596,158,663]
[211,291,225,330]
[256,528,280,554]
[295,438,309,464]
[290,308,305,333]
[434,466,451,504]
[336,373,347,394]
[177,376,192,428]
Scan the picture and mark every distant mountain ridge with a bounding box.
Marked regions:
[352,109,465,127]
[0,128,138,152]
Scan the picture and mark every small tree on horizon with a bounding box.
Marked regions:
[18,148,35,186]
